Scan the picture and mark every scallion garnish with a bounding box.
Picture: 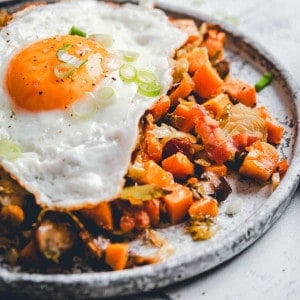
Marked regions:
[138,82,161,97]
[97,86,115,100]
[119,64,137,82]
[69,26,87,38]
[0,140,21,160]
[119,65,161,98]
[54,63,76,79]
[136,69,157,84]
[255,72,273,92]
[89,34,114,48]
[71,96,97,119]
[120,50,139,62]
[56,45,87,68]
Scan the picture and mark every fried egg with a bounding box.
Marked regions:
[0,0,187,209]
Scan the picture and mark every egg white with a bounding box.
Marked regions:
[0,0,187,209]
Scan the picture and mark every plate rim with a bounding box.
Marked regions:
[1,0,300,298]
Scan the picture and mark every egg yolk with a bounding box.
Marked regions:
[6,35,107,112]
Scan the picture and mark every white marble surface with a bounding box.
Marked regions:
[157,1,300,299]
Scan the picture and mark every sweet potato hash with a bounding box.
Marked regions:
[0,4,287,272]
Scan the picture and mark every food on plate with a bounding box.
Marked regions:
[0,0,287,272]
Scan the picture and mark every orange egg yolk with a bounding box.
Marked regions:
[5,35,107,112]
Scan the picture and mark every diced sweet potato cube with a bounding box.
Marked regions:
[239,141,279,181]
[162,183,193,224]
[105,243,129,271]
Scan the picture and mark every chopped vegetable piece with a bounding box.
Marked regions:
[169,72,194,104]
[120,184,169,205]
[202,29,226,59]
[162,152,194,179]
[0,205,24,226]
[0,140,21,160]
[203,164,227,177]
[119,64,137,82]
[222,103,267,145]
[193,62,223,99]
[186,217,218,240]
[120,50,140,62]
[215,60,230,79]
[69,25,87,37]
[35,217,76,263]
[222,79,257,107]
[276,159,289,176]
[162,137,194,159]
[272,172,280,190]
[97,86,115,101]
[71,96,97,119]
[186,47,209,74]
[150,123,197,144]
[136,70,157,84]
[138,82,161,97]
[80,202,113,231]
[257,106,284,144]
[172,57,189,83]
[203,93,232,119]
[147,95,171,121]
[255,72,273,92]
[105,243,129,271]
[56,46,87,68]
[201,171,232,202]
[188,198,219,218]
[56,43,71,53]
[145,228,165,247]
[170,102,195,132]
[239,140,279,181]
[54,63,76,79]
[162,183,193,224]
[143,131,163,162]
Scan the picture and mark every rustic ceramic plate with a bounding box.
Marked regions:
[0,1,300,299]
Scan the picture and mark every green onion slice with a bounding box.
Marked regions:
[97,86,115,100]
[54,63,76,79]
[0,140,21,160]
[69,26,87,38]
[136,69,157,84]
[255,72,273,92]
[119,64,137,82]
[71,96,97,119]
[89,34,114,48]
[58,44,71,51]
[138,82,161,97]
[120,50,140,62]
[95,87,115,109]
[56,46,87,68]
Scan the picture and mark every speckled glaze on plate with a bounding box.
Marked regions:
[0,1,300,299]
